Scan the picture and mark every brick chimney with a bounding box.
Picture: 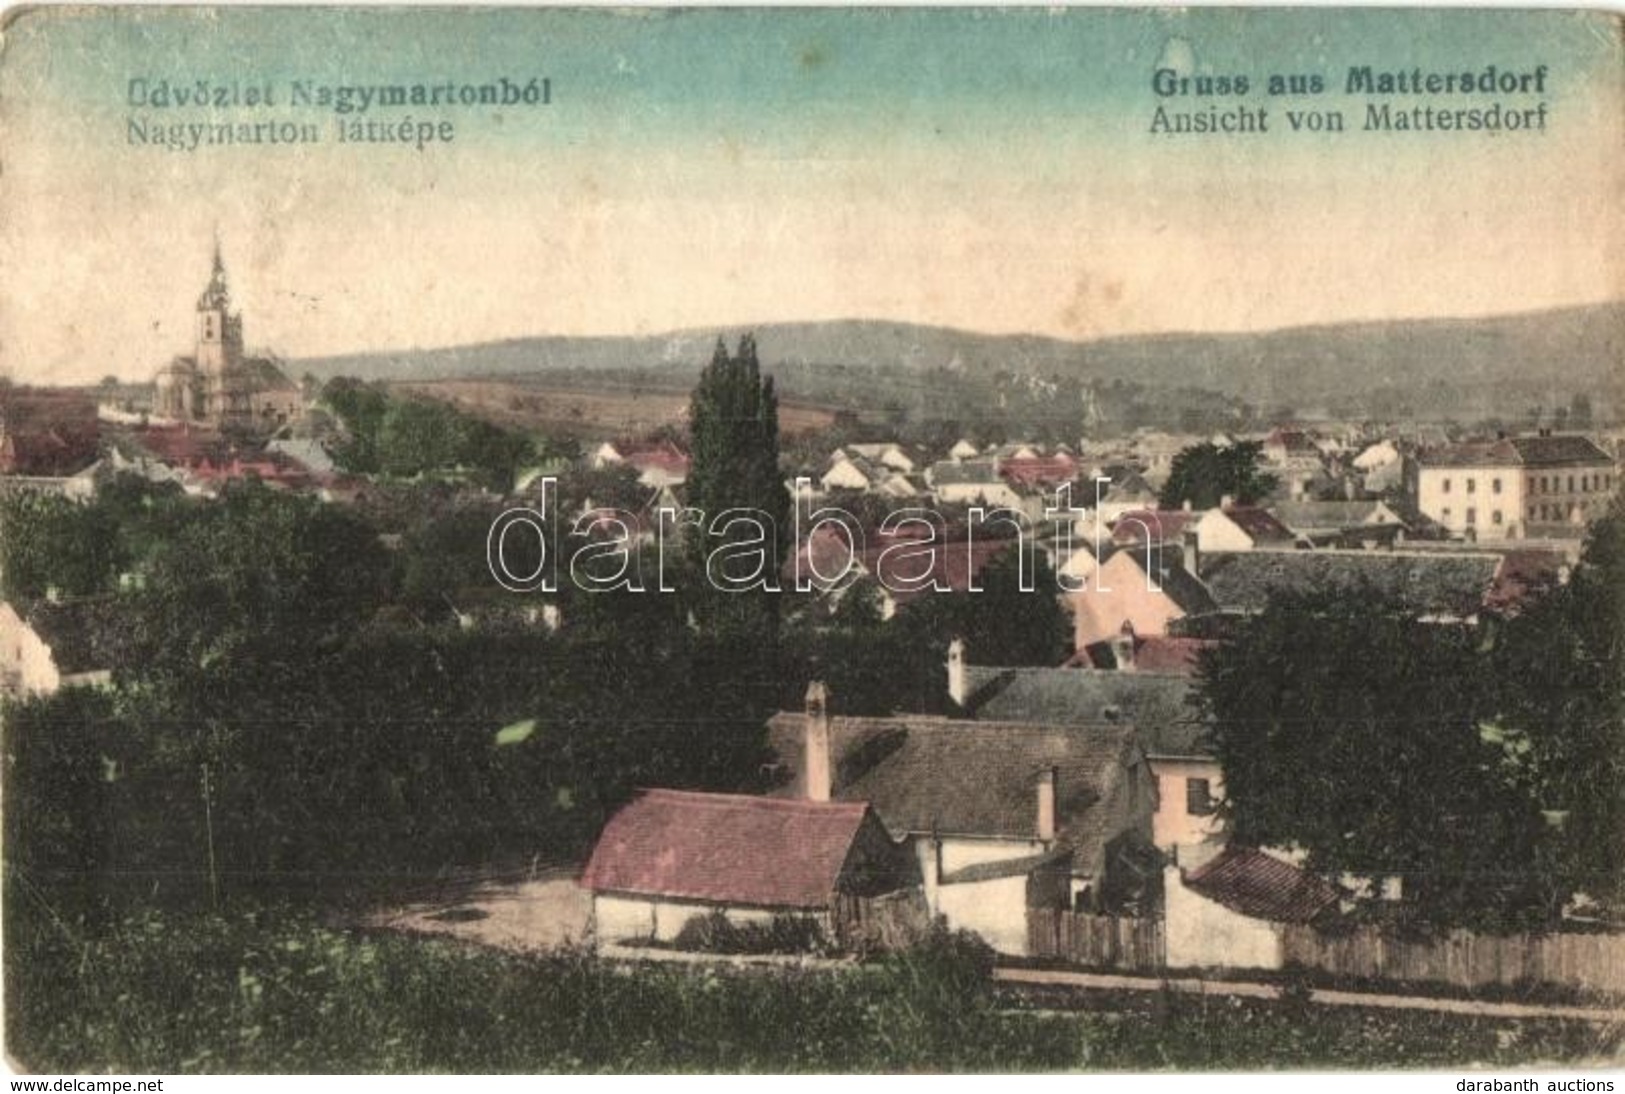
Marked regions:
[946,636,968,707]
[1036,767,1058,842]
[804,681,832,802]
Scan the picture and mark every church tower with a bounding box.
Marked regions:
[195,240,246,422]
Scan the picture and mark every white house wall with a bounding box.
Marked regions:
[1414,465,1525,541]
[1196,511,1256,553]
[593,893,800,944]
[1150,756,1225,851]
[936,874,1030,955]
[1163,866,1284,971]
[915,835,1049,957]
[0,603,63,697]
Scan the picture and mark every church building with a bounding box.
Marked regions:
[153,244,303,430]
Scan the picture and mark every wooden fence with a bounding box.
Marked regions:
[1027,909,1165,971]
[833,890,933,951]
[1281,923,1625,996]
[1027,908,1625,995]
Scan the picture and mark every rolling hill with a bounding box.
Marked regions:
[297,302,1625,421]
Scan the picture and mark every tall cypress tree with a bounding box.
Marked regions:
[685,334,789,635]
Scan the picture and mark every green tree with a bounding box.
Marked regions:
[685,334,790,632]
[128,480,388,696]
[949,548,1071,668]
[321,377,390,473]
[784,548,1073,718]
[1158,440,1278,510]
[0,491,125,602]
[2,688,125,919]
[1490,492,1625,904]
[377,398,460,478]
[1197,588,1557,930]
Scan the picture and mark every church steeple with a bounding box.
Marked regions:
[195,238,242,378]
[198,234,231,312]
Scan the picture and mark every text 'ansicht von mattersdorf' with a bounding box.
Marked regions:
[1149,63,1553,136]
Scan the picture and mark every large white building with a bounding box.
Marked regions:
[1410,434,1616,540]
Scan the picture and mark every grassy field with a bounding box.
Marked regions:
[7,907,1619,1073]
[392,378,838,440]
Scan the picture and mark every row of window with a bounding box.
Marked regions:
[1532,473,1612,495]
[1440,507,1504,526]
[1439,501,1597,526]
[1440,472,1615,495]
[1440,476,1501,495]
[1527,502,1593,522]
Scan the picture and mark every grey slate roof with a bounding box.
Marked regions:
[962,666,1210,759]
[265,438,335,475]
[1199,549,1500,618]
[1269,500,1392,534]
[1416,435,1613,469]
[1505,435,1613,467]
[766,713,1140,859]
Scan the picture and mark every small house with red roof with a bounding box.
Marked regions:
[1165,845,1342,970]
[579,788,918,946]
[592,437,692,488]
[1110,508,1200,548]
[1262,427,1325,471]
[998,454,1079,491]
[0,387,100,477]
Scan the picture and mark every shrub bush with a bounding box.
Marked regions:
[672,910,827,955]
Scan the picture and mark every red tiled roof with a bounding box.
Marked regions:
[1111,510,1197,545]
[999,456,1079,488]
[858,535,1016,603]
[132,426,228,468]
[0,389,99,475]
[1133,636,1215,674]
[188,457,309,485]
[1265,428,1318,454]
[618,439,692,476]
[784,526,1018,600]
[784,524,865,589]
[579,789,872,908]
[0,429,99,476]
[1184,846,1340,924]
